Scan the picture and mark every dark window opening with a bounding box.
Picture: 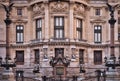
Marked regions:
[94,51,102,65]
[34,49,40,64]
[16,51,24,65]
[79,49,84,64]
[55,48,64,57]
[36,18,42,39]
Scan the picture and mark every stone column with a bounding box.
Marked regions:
[69,2,74,42]
[44,1,49,42]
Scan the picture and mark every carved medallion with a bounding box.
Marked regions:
[50,2,69,13]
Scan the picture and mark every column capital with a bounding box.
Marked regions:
[108,18,116,26]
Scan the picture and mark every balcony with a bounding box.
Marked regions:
[30,39,43,44]
[49,38,70,42]
[75,39,87,43]
[10,0,28,3]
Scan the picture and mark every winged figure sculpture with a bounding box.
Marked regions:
[106,3,119,18]
[1,3,14,17]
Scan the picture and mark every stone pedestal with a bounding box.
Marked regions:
[2,68,15,81]
[78,73,85,81]
[106,68,120,81]
[34,73,42,81]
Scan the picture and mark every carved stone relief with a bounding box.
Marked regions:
[32,3,45,17]
[50,2,69,13]
[73,3,85,16]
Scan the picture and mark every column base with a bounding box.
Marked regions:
[106,67,120,81]
[2,68,15,81]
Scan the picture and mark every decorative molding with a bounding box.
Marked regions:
[32,3,45,17]
[73,3,85,16]
[50,2,69,13]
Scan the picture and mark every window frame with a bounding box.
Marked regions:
[94,25,102,43]
[76,18,83,40]
[79,49,84,64]
[16,25,24,43]
[36,18,42,39]
[95,8,101,16]
[54,16,64,39]
[94,51,102,65]
[16,51,24,65]
[17,8,22,16]
[34,49,40,64]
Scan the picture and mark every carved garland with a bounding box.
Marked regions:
[32,3,45,17]
[50,2,69,13]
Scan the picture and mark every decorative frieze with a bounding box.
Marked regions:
[50,2,69,13]
[32,3,45,17]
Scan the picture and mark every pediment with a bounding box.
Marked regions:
[90,19,106,23]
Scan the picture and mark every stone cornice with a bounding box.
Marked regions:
[0,44,6,47]
[10,41,120,49]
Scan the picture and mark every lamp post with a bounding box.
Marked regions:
[0,3,16,70]
[104,3,120,69]
[16,70,24,81]
[79,58,85,73]
[95,70,101,81]
[95,70,106,81]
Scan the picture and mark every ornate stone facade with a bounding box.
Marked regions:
[0,0,120,78]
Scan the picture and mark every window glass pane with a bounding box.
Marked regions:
[56,18,59,26]
[35,49,39,63]
[79,49,84,64]
[17,33,20,42]
[36,19,42,39]
[77,19,79,27]
[59,17,63,26]
[94,25,102,43]
[94,33,97,42]
[54,17,64,39]
[16,25,24,43]
[40,19,42,27]
[98,33,101,42]
[17,26,19,30]
[56,30,59,38]
[20,33,23,42]
[17,8,22,15]
[95,8,100,15]
[60,30,63,38]
[76,19,82,39]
